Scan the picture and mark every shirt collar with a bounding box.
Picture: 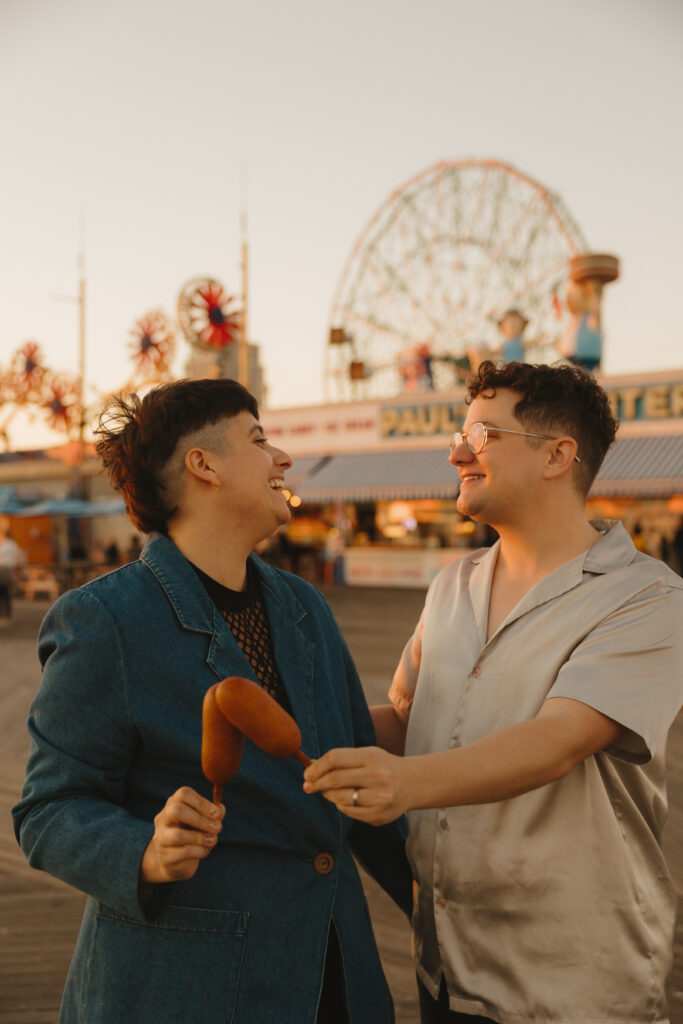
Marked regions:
[582,519,638,574]
[470,519,634,574]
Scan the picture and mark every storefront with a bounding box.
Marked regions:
[2,369,682,588]
[262,368,683,586]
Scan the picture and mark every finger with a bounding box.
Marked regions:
[173,787,224,821]
[319,789,392,826]
[303,766,368,794]
[303,748,366,784]
[162,847,213,881]
[340,787,364,812]
[161,825,220,849]
[161,793,224,834]
[335,786,382,816]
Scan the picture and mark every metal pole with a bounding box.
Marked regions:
[239,230,249,388]
[78,249,86,446]
[238,165,249,389]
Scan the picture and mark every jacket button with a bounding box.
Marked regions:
[313,852,335,875]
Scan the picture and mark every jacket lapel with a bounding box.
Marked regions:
[141,532,256,685]
[141,534,318,754]
[250,557,319,758]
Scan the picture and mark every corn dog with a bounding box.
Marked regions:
[201,682,245,805]
[202,677,312,805]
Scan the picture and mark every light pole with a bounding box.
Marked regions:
[238,167,249,390]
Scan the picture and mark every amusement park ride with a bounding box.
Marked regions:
[1,158,619,450]
[325,159,619,400]
[0,276,246,451]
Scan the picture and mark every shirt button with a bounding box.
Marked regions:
[471,666,481,677]
[439,818,449,832]
[437,897,448,908]
[313,852,335,875]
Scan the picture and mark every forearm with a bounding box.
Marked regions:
[15,793,154,917]
[370,704,408,756]
[400,715,577,811]
[304,696,624,825]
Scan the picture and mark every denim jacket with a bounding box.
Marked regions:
[13,533,412,1024]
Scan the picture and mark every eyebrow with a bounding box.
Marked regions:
[248,423,265,437]
[474,421,514,429]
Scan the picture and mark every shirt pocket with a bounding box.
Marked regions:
[86,904,249,1023]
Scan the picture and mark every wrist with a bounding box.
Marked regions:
[396,752,421,814]
[140,837,163,884]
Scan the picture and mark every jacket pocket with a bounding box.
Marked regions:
[84,904,249,1023]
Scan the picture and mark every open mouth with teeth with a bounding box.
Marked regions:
[460,474,485,484]
[268,479,285,490]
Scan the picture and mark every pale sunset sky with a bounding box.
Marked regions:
[1,0,681,448]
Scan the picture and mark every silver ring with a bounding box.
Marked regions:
[352,788,359,807]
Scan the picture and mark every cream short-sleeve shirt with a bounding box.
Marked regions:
[389,520,683,1024]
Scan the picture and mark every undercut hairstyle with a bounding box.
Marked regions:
[466,361,618,495]
[95,378,259,534]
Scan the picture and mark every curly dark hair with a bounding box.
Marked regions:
[466,361,618,494]
[95,378,259,534]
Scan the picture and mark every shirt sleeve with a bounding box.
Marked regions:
[547,579,683,762]
[387,612,424,719]
[11,587,159,920]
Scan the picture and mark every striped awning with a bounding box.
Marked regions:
[285,455,331,492]
[590,434,683,497]
[294,450,460,503]
[291,434,683,504]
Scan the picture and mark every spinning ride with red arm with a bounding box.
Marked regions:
[128,310,177,379]
[10,341,48,401]
[42,373,81,434]
[177,278,242,351]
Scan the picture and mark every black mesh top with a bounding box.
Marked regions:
[192,560,291,712]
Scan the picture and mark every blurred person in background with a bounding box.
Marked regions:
[673,515,683,575]
[0,517,26,627]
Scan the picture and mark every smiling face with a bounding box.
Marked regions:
[202,411,293,544]
[450,389,549,527]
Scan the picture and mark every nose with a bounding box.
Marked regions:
[449,438,474,466]
[272,445,293,471]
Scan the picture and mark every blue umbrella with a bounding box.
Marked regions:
[0,486,38,514]
[13,497,125,518]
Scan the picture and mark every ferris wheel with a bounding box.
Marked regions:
[325,159,588,400]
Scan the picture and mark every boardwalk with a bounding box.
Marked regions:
[1,590,682,1023]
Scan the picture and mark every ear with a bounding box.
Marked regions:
[184,447,220,488]
[543,437,579,481]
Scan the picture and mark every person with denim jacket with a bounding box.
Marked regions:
[12,378,412,1024]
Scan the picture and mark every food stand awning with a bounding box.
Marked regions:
[590,434,683,497]
[285,455,331,492]
[11,497,126,517]
[293,433,683,504]
[295,450,461,503]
